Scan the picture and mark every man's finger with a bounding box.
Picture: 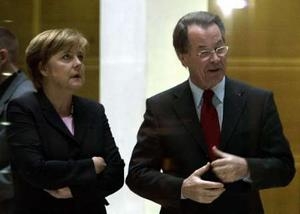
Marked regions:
[212,146,228,158]
[193,162,210,177]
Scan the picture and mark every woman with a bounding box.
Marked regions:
[6,29,125,214]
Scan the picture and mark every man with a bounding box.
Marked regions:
[126,11,295,214]
[0,27,35,214]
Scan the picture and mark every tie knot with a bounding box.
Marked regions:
[203,90,214,102]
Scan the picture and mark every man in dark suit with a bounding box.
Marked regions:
[0,27,35,214]
[126,11,295,214]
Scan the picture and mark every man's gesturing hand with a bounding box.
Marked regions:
[181,162,225,204]
[211,147,249,183]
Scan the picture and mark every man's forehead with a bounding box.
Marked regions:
[187,24,223,45]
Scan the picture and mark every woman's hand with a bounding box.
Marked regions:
[44,186,73,199]
[92,156,107,174]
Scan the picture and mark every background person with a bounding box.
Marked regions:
[7,28,124,214]
[126,11,295,214]
[0,27,35,214]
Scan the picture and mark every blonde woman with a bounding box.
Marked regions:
[7,29,124,214]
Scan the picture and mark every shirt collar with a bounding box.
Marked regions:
[189,76,225,108]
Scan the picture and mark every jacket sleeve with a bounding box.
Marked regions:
[126,99,183,209]
[71,105,125,199]
[0,125,9,168]
[246,92,295,189]
[0,76,35,169]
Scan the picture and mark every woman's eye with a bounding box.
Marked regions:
[78,54,84,62]
[62,54,71,60]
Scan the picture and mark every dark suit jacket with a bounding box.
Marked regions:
[126,77,295,214]
[0,71,34,202]
[7,90,125,214]
[0,71,34,169]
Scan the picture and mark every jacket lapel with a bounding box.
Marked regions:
[172,81,208,154]
[220,78,247,150]
[0,71,26,116]
[37,91,76,141]
[72,97,92,143]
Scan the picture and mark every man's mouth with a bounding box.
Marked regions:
[71,74,81,78]
[208,68,220,72]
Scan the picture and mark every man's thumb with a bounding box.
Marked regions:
[212,146,227,158]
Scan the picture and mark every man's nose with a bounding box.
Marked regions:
[210,51,221,63]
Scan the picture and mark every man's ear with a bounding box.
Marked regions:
[0,49,9,65]
[177,53,188,68]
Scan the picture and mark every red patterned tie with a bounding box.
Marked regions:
[200,90,220,160]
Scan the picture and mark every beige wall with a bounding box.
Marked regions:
[146,0,208,97]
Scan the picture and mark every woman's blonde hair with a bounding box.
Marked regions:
[25,28,88,89]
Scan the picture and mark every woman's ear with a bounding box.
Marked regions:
[39,62,48,76]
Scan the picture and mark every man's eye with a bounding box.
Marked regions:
[199,50,211,57]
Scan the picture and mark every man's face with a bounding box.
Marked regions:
[0,48,11,83]
[179,23,227,89]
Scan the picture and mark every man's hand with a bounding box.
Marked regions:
[44,186,73,199]
[92,156,107,174]
[211,147,249,183]
[181,162,225,204]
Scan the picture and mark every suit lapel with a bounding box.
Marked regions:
[220,78,247,150]
[0,72,26,116]
[172,81,208,154]
[72,97,92,143]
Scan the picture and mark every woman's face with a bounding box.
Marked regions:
[42,46,85,93]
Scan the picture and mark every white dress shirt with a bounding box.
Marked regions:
[188,77,225,129]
